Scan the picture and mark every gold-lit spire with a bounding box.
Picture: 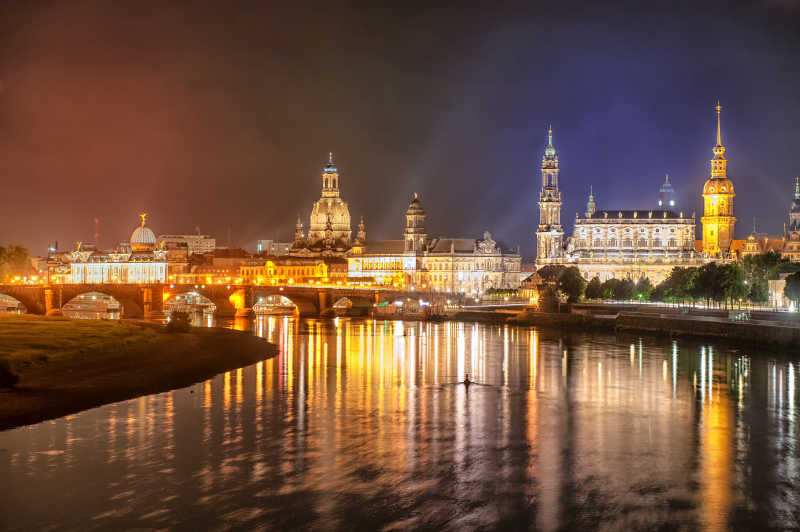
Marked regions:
[139,213,147,228]
[547,124,553,146]
[710,101,727,177]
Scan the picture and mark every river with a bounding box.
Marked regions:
[1,317,799,530]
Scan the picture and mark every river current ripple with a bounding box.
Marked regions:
[1,317,799,531]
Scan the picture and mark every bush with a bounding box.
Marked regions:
[585,277,602,300]
[166,311,192,333]
[557,266,586,303]
[538,286,561,312]
[0,358,19,388]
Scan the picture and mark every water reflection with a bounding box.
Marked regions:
[1,318,799,530]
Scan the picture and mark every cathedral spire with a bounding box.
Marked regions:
[543,125,557,161]
[795,176,799,200]
[585,185,596,218]
[710,101,727,178]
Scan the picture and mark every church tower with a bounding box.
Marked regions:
[536,125,564,266]
[585,185,596,218]
[789,178,800,233]
[701,102,736,256]
[404,193,427,253]
[658,174,676,209]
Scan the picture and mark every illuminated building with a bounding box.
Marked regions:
[63,215,167,284]
[701,102,736,256]
[657,174,676,208]
[240,257,328,284]
[348,195,522,293]
[157,233,216,255]
[535,126,565,266]
[177,265,241,285]
[567,205,704,283]
[256,240,291,256]
[739,178,800,262]
[292,153,355,256]
[535,124,704,283]
[783,178,800,261]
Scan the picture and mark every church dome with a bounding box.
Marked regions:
[703,177,735,196]
[130,214,156,252]
[311,198,351,225]
[406,194,425,215]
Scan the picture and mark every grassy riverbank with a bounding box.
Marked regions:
[0,316,277,431]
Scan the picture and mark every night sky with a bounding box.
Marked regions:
[1,1,799,257]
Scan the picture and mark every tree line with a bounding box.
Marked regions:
[534,252,800,309]
[0,246,30,280]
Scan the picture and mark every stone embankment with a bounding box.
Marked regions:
[508,304,800,347]
[614,312,800,347]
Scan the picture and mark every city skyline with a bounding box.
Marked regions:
[0,2,798,255]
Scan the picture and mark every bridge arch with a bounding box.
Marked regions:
[62,291,123,319]
[164,291,217,316]
[0,286,44,314]
[332,295,373,316]
[252,289,321,316]
[0,293,27,314]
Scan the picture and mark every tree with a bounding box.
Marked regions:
[693,263,721,306]
[748,279,769,303]
[557,266,586,303]
[0,245,30,280]
[659,267,698,304]
[718,263,747,308]
[538,286,561,312]
[784,272,800,306]
[598,278,634,300]
[742,252,785,303]
[618,279,635,300]
[536,265,566,284]
[634,278,654,301]
[585,277,602,300]
[166,311,192,333]
[600,279,615,300]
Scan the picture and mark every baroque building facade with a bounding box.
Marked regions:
[291,153,356,257]
[566,206,703,283]
[534,112,725,283]
[348,195,522,294]
[50,215,168,284]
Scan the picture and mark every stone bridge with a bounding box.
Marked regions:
[0,284,430,318]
